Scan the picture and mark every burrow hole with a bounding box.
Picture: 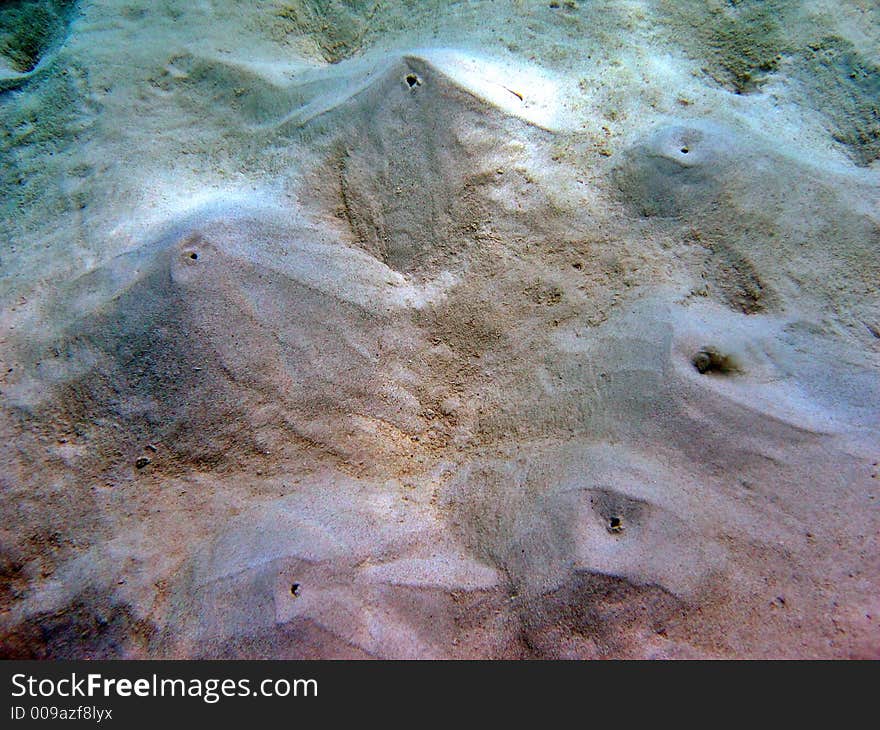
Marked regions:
[692,347,737,375]
[405,73,421,88]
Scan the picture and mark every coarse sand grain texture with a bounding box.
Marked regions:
[0,0,878,659]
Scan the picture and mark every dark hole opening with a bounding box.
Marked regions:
[692,348,737,375]
[290,583,300,597]
[680,147,689,154]
[405,73,420,88]
[189,252,198,260]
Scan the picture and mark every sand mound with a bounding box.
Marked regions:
[3,206,441,473]
[0,0,77,89]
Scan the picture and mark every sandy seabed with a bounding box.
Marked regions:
[0,0,878,658]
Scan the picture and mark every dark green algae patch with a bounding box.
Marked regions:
[0,0,77,78]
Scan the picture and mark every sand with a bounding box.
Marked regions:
[0,0,878,658]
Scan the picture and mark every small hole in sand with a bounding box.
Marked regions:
[405,73,421,88]
[680,147,689,154]
[608,516,623,533]
[290,583,300,597]
[692,347,738,375]
[189,252,198,260]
